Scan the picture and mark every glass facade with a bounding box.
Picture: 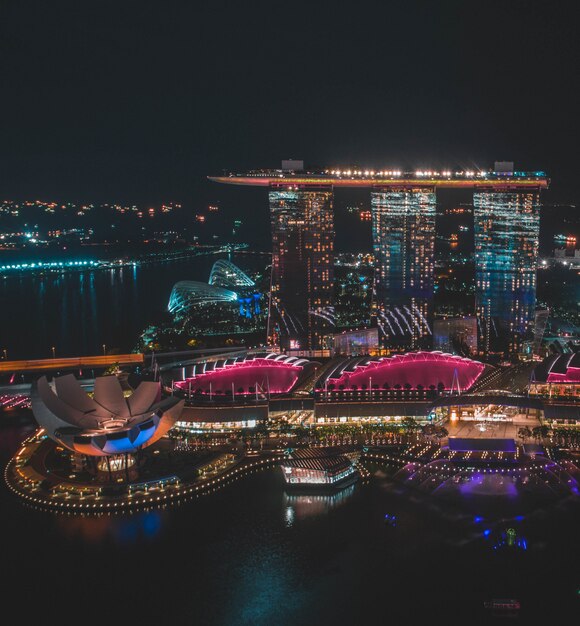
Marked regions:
[474,191,540,354]
[268,188,334,351]
[433,316,478,356]
[371,188,436,350]
[331,328,380,356]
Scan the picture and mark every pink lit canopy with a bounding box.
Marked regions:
[321,351,485,391]
[175,354,310,395]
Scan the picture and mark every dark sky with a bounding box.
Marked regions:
[1,0,578,206]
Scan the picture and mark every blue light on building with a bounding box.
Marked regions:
[371,188,435,349]
[474,191,541,354]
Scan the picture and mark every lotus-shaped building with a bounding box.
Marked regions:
[31,374,184,456]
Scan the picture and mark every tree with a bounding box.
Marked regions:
[531,426,549,442]
[401,416,419,432]
[518,426,532,443]
[104,362,121,375]
[422,424,435,439]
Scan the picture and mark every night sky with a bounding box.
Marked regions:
[1,1,578,207]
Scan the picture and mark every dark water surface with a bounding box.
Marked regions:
[1,420,579,625]
[0,252,259,360]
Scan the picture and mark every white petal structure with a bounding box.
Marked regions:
[31,374,184,456]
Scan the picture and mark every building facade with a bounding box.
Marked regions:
[433,316,478,356]
[268,189,335,352]
[474,191,541,355]
[371,188,436,350]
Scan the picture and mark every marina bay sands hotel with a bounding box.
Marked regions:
[210,161,548,357]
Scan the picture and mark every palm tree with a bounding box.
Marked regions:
[401,416,419,432]
[518,426,532,443]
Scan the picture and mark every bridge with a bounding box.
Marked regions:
[0,353,143,374]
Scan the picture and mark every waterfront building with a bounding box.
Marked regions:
[31,374,184,456]
[316,351,484,395]
[168,259,258,315]
[280,447,359,488]
[173,352,316,397]
[474,191,541,355]
[371,188,436,350]
[268,188,335,352]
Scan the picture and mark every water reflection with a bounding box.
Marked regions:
[458,474,519,497]
[283,484,357,524]
[56,510,164,544]
[0,254,240,359]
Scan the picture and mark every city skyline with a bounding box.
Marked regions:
[212,162,548,358]
[1,3,579,624]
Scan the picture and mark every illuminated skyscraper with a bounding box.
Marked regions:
[210,164,547,356]
[371,188,436,350]
[268,188,334,352]
[474,191,541,355]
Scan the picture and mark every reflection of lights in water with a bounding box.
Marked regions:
[283,485,356,520]
[285,506,295,527]
[459,475,519,497]
[487,527,529,551]
[57,510,164,544]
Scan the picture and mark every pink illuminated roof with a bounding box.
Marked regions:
[546,352,580,383]
[320,351,485,391]
[175,354,309,395]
